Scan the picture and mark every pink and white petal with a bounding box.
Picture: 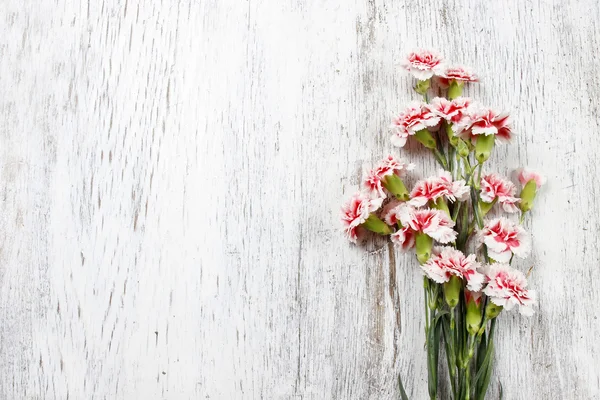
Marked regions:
[466,271,485,292]
[391,134,408,147]
[487,248,512,263]
[426,225,458,243]
[408,197,429,207]
[471,126,498,136]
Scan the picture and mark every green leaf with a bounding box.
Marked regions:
[475,331,486,371]
[474,337,495,400]
[398,373,409,400]
[427,311,448,399]
[441,315,457,399]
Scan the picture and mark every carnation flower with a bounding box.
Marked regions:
[400,49,445,80]
[421,247,484,291]
[390,102,441,147]
[478,217,530,262]
[480,173,520,213]
[410,169,470,207]
[390,225,416,251]
[518,168,546,189]
[428,97,472,124]
[454,106,513,144]
[341,192,383,243]
[388,205,457,256]
[483,264,536,316]
[382,199,404,226]
[438,65,479,87]
[397,206,457,243]
[364,155,415,199]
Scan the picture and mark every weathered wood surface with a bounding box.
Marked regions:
[1,0,599,399]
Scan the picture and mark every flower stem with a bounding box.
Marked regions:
[424,277,430,336]
[432,148,448,169]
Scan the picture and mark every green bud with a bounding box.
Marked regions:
[362,214,392,235]
[446,123,458,147]
[466,296,482,335]
[431,197,450,217]
[382,174,410,201]
[415,79,430,95]
[456,139,470,158]
[475,134,495,164]
[415,232,433,264]
[443,275,461,308]
[519,180,538,212]
[447,80,463,100]
[485,302,503,319]
[414,129,437,149]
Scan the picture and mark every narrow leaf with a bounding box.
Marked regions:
[398,373,409,400]
[475,337,494,400]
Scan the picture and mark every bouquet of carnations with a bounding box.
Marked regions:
[341,49,545,400]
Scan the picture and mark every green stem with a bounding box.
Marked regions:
[470,186,484,230]
[449,144,456,179]
[432,148,448,169]
[465,366,471,400]
[424,277,430,336]
[452,201,462,222]
[449,308,457,393]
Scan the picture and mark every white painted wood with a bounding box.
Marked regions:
[0,0,599,399]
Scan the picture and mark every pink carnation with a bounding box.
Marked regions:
[341,192,383,243]
[397,205,457,243]
[422,247,484,291]
[364,155,415,198]
[387,204,457,250]
[478,217,530,262]
[483,264,536,316]
[382,200,404,226]
[518,168,546,189]
[391,102,441,147]
[400,49,445,80]
[480,173,520,213]
[390,225,416,251]
[428,97,472,124]
[438,65,479,87]
[454,106,513,144]
[410,170,469,207]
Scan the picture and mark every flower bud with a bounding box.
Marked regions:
[361,214,392,235]
[382,174,410,201]
[475,134,495,164]
[446,123,458,147]
[415,79,430,95]
[484,302,503,319]
[519,179,538,212]
[456,139,470,158]
[447,80,463,100]
[415,232,433,264]
[414,129,437,149]
[443,275,461,308]
[465,291,483,335]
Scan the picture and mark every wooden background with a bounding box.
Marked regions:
[1,0,599,399]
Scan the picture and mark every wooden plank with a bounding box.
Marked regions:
[0,0,598,398]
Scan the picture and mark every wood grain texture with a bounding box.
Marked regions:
[0,0,599,399]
